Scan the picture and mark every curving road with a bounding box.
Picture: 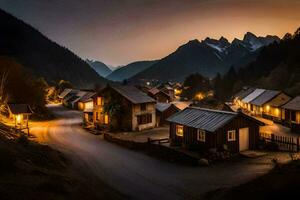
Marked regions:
[30,104,280,200]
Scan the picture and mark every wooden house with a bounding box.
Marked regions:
[167,107,264,153]
[93,84,156,131]
[233,87,255,107]
[240,88,265,112]
[58,88,73,103]
[78,92,96,111]
[148,88,172,103]
[155,103,180,126]
[282,96,300,133]
[249,90,291,121]
[7,103,33,130]
[62,89,79,107]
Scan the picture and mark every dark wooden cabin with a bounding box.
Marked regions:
[167,107,264,153]
[155,103,180,126]
[148,88,172,103]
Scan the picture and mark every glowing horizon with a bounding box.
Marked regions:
[0,0,299,66]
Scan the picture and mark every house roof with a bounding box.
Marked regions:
[58,88,73,98]
[282,96,300,111]
[148,87,160,95]
[234,87,256,99]
[167,107,263,132]
[111,85,156,104]
[79,92,97,103]
[242,89,265,103]
[70,91,88,104]
[7,104,33,115]
[250,90,281,106]
[156,103,174,112]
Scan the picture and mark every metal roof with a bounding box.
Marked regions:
[250,90,281,106]
[7,104,33,114]
[234,87,256,99]
[79,92,96,103]
[111,85,156,104]
[156,103,172,112]
[58,88,72,98]
[282,96,300,111]
[167,107,238,132]
[242,89,265,103]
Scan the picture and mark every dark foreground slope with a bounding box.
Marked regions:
[0,127,125,200]
[0,9,106,88]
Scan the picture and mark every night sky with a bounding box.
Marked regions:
[0,0,299,66]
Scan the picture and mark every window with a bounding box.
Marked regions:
[97,97,103,106]
[197,129,205,142]
[137,114,152,125]
[227,130,236,141]
[140,103,147,111]
[176,125,184,137]
[104,114,109,124]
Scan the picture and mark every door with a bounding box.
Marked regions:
[239,128,249,151]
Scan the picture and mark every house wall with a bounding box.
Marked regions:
[154,92,170,103]
[156,106,179,126]
[169,116,260,153]
[132,103,156,131]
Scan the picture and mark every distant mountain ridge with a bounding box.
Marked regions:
[0,8,106,88]
[106,60,158,82]
[86,59,112,77]
[131,32,280,82]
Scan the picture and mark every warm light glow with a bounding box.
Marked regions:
[85,101,93,110]
[104,114,109,124]
[16,114,22,123]
[174,89,182,95]
[275,108,280,117]
[195,92,204,100]
[266,105,270,112]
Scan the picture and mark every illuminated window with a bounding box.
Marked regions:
[104,114,109,124]
[97,97,103,105]
[227,130,236,141]
[197,129,205,142]
[176,125,184,137]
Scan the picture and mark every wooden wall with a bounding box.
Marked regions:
[169,115,260,153]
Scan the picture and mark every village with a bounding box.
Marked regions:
[44,81,300,165]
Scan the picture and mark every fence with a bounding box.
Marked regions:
[260,132,300,152]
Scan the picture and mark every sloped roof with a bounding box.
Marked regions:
[234,87,256,99]
[167,107,263,132]
[156,103,172,112]
[242,89,265,103]
[58,88,72,98]
[7,104,33,114]
[79,92,97,103]
[111,85,156,104]
[282,96,300,111]
[148,88,160,95]
[70,91,88,104]
[250,90,281,106]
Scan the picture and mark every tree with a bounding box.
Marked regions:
[180,73,210,100]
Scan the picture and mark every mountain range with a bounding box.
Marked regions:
[131,32,280,82]
[106,60,157,82]
[0,8,106,88]
[86,59,112,77]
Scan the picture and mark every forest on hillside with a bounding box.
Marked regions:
[214,27,300,100]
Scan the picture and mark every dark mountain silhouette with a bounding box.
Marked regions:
[0,9,106,88]
[106,60,157,82]
[131,33,279,82]
[214,27,300,99]
[86,59,112,77]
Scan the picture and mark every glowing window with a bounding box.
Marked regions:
[176,125,184,137]
[227,130,236,141]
